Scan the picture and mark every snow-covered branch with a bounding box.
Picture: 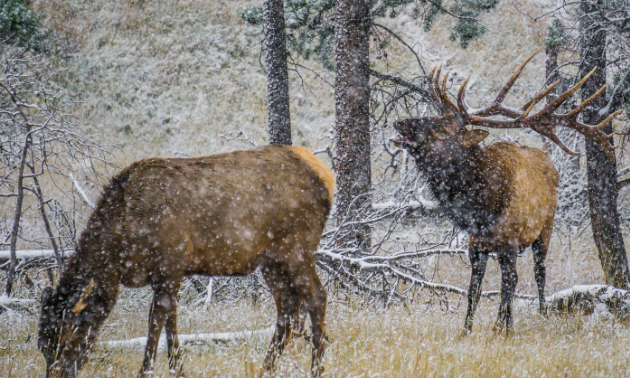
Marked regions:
[0,249,73,271]
[371,198,437,211]
[318,248,466,267]
[0,249,72,260]
[70,172,95,208]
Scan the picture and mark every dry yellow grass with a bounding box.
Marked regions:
[2,296,630,378]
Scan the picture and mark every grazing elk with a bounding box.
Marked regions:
[393,50,621,333]
[38,145,334,377]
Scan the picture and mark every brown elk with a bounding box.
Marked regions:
[393,50,621,333]
[38,145,334,377]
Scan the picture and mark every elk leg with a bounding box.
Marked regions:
[532,237,548,315]
[165,307,184,377]
[139,285,178,378]
[300,268,327,378]
[261,264,301,373]
[533,215,552,316]
[496,244,519,333]
[463,246,489,333]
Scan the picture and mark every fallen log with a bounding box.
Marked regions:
[546,284,630,319]
[0,295,37,312]
[100,326,275,350]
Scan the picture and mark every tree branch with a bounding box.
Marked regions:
[369,69,431,100]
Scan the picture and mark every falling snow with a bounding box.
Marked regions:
[2,0,630,377]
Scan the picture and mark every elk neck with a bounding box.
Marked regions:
[413,143,514,235]
[55,193,123,308]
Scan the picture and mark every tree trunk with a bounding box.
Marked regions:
[5,134,31,297]
[263,0,292,145]
[28,163,59,283]
[545,45,560,95]
[579,0,630,290]
[333,0,372,251]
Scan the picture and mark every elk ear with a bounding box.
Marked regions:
[72,278,94,314]
[462,129,489,147]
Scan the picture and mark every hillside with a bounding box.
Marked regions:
[33,0,333,166]
[30,0,565,162]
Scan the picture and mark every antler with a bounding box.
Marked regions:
[430,50,621,162]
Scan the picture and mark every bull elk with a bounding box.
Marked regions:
[393,50,621,333]
[38,145,334,377]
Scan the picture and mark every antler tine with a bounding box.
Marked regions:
[517,80,562,121]
[534,126,581,156]
[564,83,608,119]
[457,76,471,117]
[551,135,581,156]
[470,50,542,118]
[435,64,443,86]
[517,99,537,122]
[593,108,622,131]
[441,71,448,96]
[521,79,560,111]
[434,64,445,107]
[440,71,460,113]
[428,65,447,113]
[493,48,543,105]
[564,109,622,162]
[545,66,597,112]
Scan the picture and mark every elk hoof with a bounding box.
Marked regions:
[137,369,154,378]
[169,369,185,378]
[459,328,472,338]
[491,323,503,334]
[492,323,512,335]
[538,304,549,318]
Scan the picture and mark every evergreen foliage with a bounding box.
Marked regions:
[0,0,48,51]
[239,0,500,68]
[237,5,264,25]
[545,18,565,50]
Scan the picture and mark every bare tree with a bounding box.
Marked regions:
[0,47,109,298]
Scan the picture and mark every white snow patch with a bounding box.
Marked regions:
[101,326,275,351]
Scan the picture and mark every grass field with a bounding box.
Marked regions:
[2,291,630,378]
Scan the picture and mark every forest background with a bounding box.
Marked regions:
[1,0,630,376]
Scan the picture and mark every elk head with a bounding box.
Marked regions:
[39,279,94,378]
[394,49,621,164]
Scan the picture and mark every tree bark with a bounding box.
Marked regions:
[333,0,372,251]
[545,45,560,96]
[579,0,630,290]
[263,0,292,145]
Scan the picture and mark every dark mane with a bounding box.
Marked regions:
[420,143,515,235]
